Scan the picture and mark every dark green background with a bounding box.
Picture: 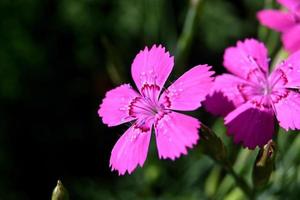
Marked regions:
[2,0,299,199]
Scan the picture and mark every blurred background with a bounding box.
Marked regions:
[1,0,300,199]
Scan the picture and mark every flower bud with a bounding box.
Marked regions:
[252,140,276,188]
[51,180,69,200]
[200,124,227,163]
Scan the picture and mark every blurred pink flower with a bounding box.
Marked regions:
[98,45,214,175]
[257,0,300,53]
[205,39,300,149]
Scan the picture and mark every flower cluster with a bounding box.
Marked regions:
[98,5,300,174]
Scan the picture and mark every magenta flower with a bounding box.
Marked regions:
[257,0,300,53]
[205,39,300,149]
[98,45,214,175]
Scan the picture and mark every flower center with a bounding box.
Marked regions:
[128,83,167,119]
[236,68,270,101]
[236,66,290,109]
[262,81,272,95]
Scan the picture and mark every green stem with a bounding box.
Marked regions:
[101,37,127,85]
[222,160,255,199]
[200,124,254,199]
[175,0,203,75]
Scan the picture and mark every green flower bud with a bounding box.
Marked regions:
[200,124,227,163]
[252,140,276,188]
[51,180,69,200]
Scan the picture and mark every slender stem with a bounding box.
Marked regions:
[200,124,254,199]
[223,161,255,199]
[175,0,203,76]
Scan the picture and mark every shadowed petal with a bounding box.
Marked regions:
[282,25,300,53]
[204,73,250,117]
[159,65,214,111]
[213,74,253,106]
[131,45,174,100]
[204,91,236,117]
[225,103,275,149]
[154,112,200,160]
[223,39,269,79]
[257,10,295,32]
[98,84,139,127]
[110,123,152,175]
[275,91,300,130]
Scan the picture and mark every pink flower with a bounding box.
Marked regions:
[257,0,300,53]
[98,45,214,175]
[205,39,300,149]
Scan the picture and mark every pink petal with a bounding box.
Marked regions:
[274,91,300,131]
[223,39,269,79]
[204,73,250,117]
[98,84,139,127]
[270,51,300,89]
[277,0,300,10]
[154,112,200,160]
[204,91,236,117]
[131,45,174,100]
[110,123,152,175]
[225,102,275,149]
[159,65,214,111]
[212,74,251,107]
[269,67,289,90]
[257,10,296,32]
[282,25,300,53]
[281,50,300,87]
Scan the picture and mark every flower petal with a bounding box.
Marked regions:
[271,50,300,88]
[154,112,200,160]
[159,65,214,111]
[212,74,253,106]
[257,10,295,32]
[223,39,269,79]
[282,25,300,53]
[204,73,249,117]
[277,0,300,10]
[131,45,174,100]
[110,123,152,175]
[225,102,275,149]
[204,91,236,117]
[98,84,139,127]
[274,91,300,131]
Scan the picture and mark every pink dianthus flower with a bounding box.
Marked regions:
[257,0,300,53]
[98,45,214,175]
[205,39,300,149]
